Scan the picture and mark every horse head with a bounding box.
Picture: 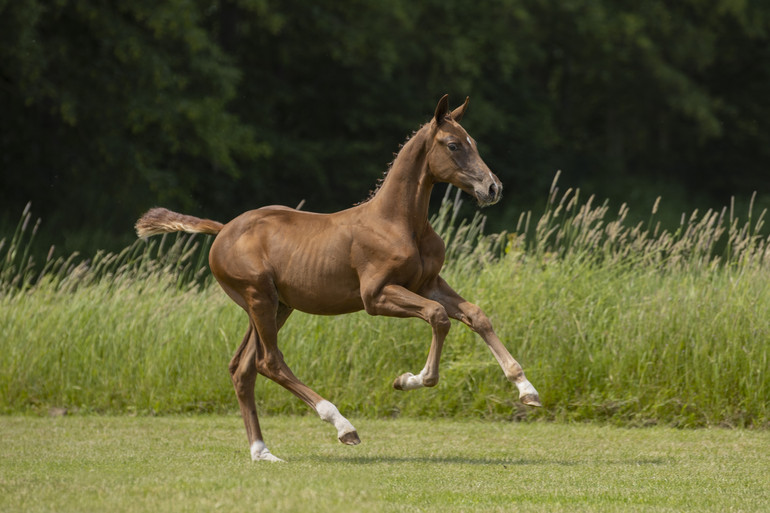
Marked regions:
[427,95,502,207]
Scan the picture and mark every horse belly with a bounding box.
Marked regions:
[271,237,364,315]
[277,276,364,315]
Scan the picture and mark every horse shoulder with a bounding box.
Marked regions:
[351,228,418,270]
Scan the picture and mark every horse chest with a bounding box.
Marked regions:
[396,239,445,291]
[351,222,445,291]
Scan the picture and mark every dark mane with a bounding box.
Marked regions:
[356,123,428,205]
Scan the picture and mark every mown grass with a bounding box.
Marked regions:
[0,181,768,427]
[1,415,768,512]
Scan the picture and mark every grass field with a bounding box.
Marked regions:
[1,415,768,512]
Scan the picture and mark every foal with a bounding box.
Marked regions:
[136,95,541,462]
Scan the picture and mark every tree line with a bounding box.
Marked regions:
[2,0,769,252]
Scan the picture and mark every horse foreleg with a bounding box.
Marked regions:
[362,283,451,390]
[427,277,542,407]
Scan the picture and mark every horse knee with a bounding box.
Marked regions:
[466,304,493,334]
[427,304,451,335]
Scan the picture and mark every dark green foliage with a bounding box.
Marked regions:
[0,0,264,250]
[2,1,770,254]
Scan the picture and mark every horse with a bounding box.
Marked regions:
[135,95,541,462]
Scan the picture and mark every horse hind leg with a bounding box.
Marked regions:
[229,324,283,462]
[250,300,361,447]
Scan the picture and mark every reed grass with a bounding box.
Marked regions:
[1,179,768,427]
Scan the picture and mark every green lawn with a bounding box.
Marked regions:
[1,415,767,512]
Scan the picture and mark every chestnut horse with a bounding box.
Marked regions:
[135,95,541,462]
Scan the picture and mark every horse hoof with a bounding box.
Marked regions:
[393,372,423,391]
[393,373,412,390]
[520,393,542,407]
[339,430,361,445]
[256,452,286,463]
[250,441,286,462]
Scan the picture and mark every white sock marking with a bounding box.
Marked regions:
[315,400,357,438]
[250,440,285,462]
[399,370,426,390]
[515,379,538,398]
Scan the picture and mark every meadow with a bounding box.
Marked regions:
[1,179,769,428]
[1,415,768,512]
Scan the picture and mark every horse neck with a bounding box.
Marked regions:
[368,127,434,230]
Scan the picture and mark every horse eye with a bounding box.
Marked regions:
[447,143,459,151]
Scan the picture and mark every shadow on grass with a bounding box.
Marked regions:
[307,455,673,466]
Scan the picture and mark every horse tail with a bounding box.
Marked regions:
[135,207,224,238]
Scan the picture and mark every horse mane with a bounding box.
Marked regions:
[356,122,430,205]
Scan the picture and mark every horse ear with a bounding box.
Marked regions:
[451,97,470,122]
[433,94,449,124]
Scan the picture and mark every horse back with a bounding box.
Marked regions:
[210,206,365,315]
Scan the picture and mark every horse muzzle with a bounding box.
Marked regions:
[474,175,503,207]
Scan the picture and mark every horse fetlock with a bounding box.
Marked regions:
[250,441,285,463]
[503,363,525,383]
[515,379,542,407]
[422,374,439,387]
[392,371,425,390]
[316,400,359,443]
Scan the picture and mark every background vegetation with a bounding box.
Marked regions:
[2,187,768,428]
[2,0,770,254]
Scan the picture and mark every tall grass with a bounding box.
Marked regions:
[1,180,768,427]
[0,202,213,295]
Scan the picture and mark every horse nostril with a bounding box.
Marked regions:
[488,182,498,198]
